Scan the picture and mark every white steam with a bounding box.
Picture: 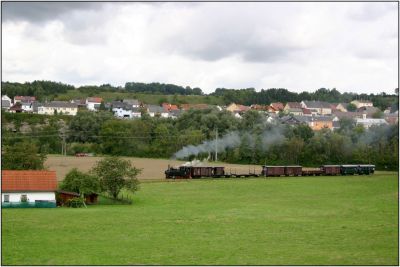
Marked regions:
[173,126,285,159]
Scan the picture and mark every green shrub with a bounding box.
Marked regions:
[65,197,84,208]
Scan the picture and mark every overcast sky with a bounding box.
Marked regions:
[2,2,398,94]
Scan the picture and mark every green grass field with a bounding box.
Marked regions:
[2,172,398,265]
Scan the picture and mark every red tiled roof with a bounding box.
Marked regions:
[87,97,103,103]
[2,170,57,192]
[237,105,250,112]
[270,102,284,111]
[14,96,36,101]
[286,102,302,109]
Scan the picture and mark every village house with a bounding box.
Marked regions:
[37,101,78,116]
[2,100,11,110]
[226,103,251,113]
[300,101,332,115]
[266,105,278,113]
[287,108,303,116]
[335,103,348,112]
[332,110,364,120]
[309,116,334,131]
[8,103,23,113]
[162,103,179,112]
[21,102,34,112]
[357,106,381,116]
[280,115,311,126]
[147,105,169,118]
[284,102,302,112]
[270,102,284,112]
[86,97,103,111]
[14,96,36,104]
[111,101,132,118]
[302,108,312,116]
[2,95,12,104]
[123,99,140,108]
[351,100,373,109]
[2,170,58,208]
[71,99,87,110]
[355,114,388,129]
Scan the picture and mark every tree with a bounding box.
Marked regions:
[91,157,141,199]
[60,168,100,196]
[99,101,106,111]
[2,141,46,170]
[347,103,357,112]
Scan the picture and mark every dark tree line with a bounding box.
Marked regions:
[212,87,398,111]
[125,82,203,95]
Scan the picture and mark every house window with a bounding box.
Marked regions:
[4,195,10,202]
[20,195,28,202]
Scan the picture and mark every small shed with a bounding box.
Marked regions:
[57,191,99,206]
[56,190,80,206]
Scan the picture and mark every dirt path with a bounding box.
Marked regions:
[45,155,264,181]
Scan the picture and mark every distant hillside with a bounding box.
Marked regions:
[1,80,398,110]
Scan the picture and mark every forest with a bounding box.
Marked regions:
[2,109,398,170]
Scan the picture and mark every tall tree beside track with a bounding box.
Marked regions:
[91,157,141,199]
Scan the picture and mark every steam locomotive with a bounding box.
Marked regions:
[165,164,375,179]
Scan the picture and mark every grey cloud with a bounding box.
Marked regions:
[2,2,101,23]
[170,37,304,63]
[162,4,308,63]
[348,2,396,21]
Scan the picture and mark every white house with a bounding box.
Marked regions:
[21,102,34,112]
[37,101,78,116]
[2,170,57,208]
[147,105,169,118]
[86,97,103,111]
[301,101,332,115]
[355,114,388,129]
[351,100,373,109]
[2,100,11,110]
[2,95,12,103]
[111,101,142,119]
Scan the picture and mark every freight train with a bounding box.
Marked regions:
[165,164,375,179]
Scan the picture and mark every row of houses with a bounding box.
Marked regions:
[2,95,397,128]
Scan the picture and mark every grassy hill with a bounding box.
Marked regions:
[2,172,398,265]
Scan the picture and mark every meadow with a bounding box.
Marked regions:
[2,172,398,265]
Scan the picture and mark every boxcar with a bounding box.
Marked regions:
[321,165,341,175]
[301,169,323,176]
[340,165,359,175]
[213,167,225,177]
[284,166,302,176]
[358,164,375,175]
[262,166,285,176]
[190,167,214,178]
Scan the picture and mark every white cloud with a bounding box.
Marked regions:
[2,2,398,94]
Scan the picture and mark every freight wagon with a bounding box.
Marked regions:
[165,164,376,179]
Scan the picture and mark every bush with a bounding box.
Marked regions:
[65,197,85,208]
